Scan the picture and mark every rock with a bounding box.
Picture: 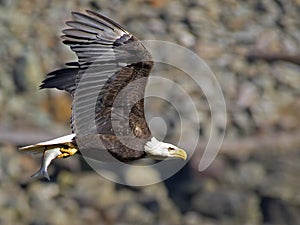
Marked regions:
[164,1,186,21]
[225,161,266,189]
[121,203,155,225]
[192,188,261,224]
[196,41,223,60]
[183,211,218,225]
[254,30,284,53]
[142,183,182,225]
[258,155,300,205]
[125,164,162,186]
[40,91,72,124]
[28,182,60,201]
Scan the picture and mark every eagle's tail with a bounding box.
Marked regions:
[19,134,78,180]
[19,134,76,154]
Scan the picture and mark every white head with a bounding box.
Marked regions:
[144,137,187,160]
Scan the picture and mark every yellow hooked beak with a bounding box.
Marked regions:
[169,149,187,160]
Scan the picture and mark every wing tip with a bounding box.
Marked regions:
[71,11,83,17]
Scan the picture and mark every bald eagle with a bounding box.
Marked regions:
[20,10,187,180]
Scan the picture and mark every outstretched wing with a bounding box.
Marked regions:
[40,10,153,140]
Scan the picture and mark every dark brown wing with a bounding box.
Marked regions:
[40,10,153,144]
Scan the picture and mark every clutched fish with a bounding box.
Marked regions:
[19,134,78,180]
[31,148,62,181]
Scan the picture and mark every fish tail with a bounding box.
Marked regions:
[31,167,51,181]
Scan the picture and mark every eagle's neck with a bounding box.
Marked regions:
[144,137,167,159]
[144,137,161,151]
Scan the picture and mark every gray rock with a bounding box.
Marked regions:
[192,188,261,224]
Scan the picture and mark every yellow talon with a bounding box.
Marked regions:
[58,148,78,158]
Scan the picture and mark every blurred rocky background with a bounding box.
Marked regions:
[1,0,300,225]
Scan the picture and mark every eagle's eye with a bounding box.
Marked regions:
[168,147,175,151]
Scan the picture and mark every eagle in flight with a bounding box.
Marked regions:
[20,10,187,180]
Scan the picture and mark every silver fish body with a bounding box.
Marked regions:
[31,148,62,181]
